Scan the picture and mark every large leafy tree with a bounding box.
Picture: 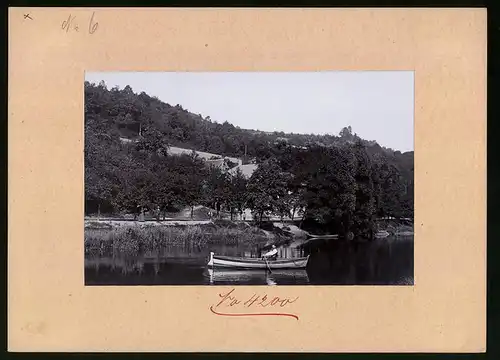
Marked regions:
[178,152,206,218]
[351,141,376,238]
[203,166,231,218]
[227,168,248,220]
[135,125,170,157]
[113,165,158,219]
[246,158,291,226]
[154,161,184,220]
[280,145,357,236]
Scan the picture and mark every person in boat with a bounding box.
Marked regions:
[262,245,278,261]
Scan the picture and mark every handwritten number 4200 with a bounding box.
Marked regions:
[61,12,98,34]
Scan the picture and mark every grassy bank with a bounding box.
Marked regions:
[85,224,270,256]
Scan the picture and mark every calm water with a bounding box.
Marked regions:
[85,236,414,286]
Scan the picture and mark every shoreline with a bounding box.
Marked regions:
[84,222,280,256]
[85,218,216,230]
[84,218,414,237]
[84,219,414,258]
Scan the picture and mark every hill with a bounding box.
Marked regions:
[85,80,413,165]
[84,80,414,236]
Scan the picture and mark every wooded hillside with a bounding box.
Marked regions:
[85,80,414,237]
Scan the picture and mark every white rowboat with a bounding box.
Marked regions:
[207,252,309,270]
[375,230,390,238]
[306,234,339,240]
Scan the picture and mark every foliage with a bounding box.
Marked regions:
[84,81,414,239]
[227,168,248,220]
[246,158,292,225]
[202,166,230,217]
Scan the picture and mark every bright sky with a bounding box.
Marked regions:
[85,71,414,152]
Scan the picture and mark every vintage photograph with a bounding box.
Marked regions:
[84,71,414,286]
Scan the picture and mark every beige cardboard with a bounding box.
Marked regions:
[8,8,486,352]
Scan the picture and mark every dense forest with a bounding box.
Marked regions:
[85,80,414,239]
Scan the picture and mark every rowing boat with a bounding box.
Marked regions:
[375,230,390,238]
[207,252,309,270]
[306,233,339,240]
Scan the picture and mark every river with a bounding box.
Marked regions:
[85,235,414,286]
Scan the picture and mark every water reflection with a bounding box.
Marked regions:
[85,236,413,286]
[205,268,310,285]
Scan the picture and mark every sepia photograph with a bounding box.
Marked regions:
[84,71,414,286]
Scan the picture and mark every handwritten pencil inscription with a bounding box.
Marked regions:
[61,12,99,34]
[61,14,78,32]
[89,12,99,34]
[209,288,300,320]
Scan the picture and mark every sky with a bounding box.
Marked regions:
[85,71,414,152]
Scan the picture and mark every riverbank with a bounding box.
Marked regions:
[84,220,295,256]
[84,215,413,258]
[85,217,311,236]
[85,218,215,230]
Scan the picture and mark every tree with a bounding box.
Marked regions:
[246,158,291,226]
[227,168,248,220]
[85,168,112,219]
[339,126,353,138]
[352,141,376,239]
[287,187,306,221]
[292,145,356,236]
[178,153,206,218]
[276,192,293,224]
[84,125,118,218]
[155,164,183,220]
[203,166,230,218]
[135,126,170,157]
[376,162,404,218]
[113,166,158,219]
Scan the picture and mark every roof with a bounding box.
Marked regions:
[227,164,258,178]
[168,146,241,164]
[168,146,219,160]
